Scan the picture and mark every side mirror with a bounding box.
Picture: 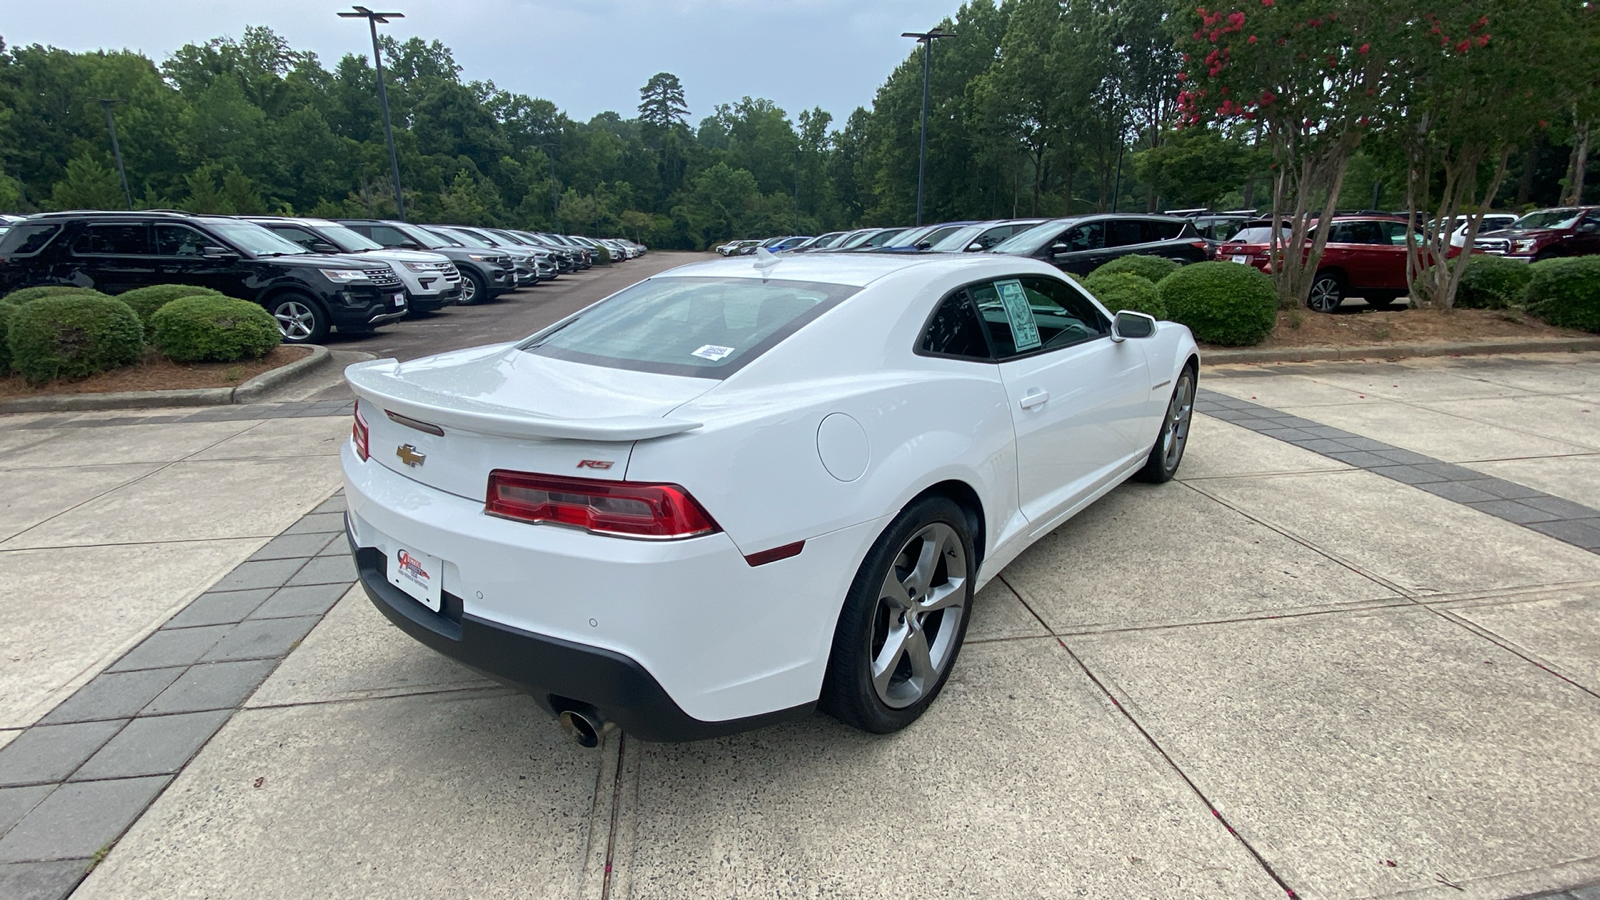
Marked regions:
[1050,242,1072,257]
[916,240,933,251]
[310,241,341,254]
[200,246,238,261]
[967,242,985,252]
[1111,310,1157,341]
[399,240,423,250]
[1579,222,1599,234]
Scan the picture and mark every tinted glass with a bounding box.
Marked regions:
[864,228,908,247]
[1231,225,1289,244]
[1061,222,1105,252]
[155,224,215,257]
[1106,219,1144,247]
[1344,222,1388,245]
[0,224,53,255]
[262,225,320,251]
[315,223,384,251]
[919,291,990,359]
[1378,221,1410,245]
[992,219,1078,256]
[524,276,859,379]
[434,227,489,248]
[1326,223,1356,243]
[72,223,151,255]
[1146,219,1185,241]
[918,225,963,247]
[1511,209,1582,230]
[971,276,1108,358]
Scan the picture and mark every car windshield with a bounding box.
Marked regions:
[435,227,490,249]
[385,223,451,249]
[1229,225,1292,244]
[991,219,1075,256]
[314,223,384,252]
[522,276,859,379]
[202,220,309,257]
[0,223,59,255]
[1510,209,1582,230]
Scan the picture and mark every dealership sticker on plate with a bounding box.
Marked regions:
[994,279,1041,351]
[388,547,443,612]
[692,344,735,361]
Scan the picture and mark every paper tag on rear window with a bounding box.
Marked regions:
[995,280,1041,351]
[692,344,735,361]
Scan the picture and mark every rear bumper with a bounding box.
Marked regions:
[351,536,812,742]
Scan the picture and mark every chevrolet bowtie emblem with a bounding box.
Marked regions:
[396,444,426,467]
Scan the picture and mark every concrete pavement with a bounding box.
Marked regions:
[3,294,1599,898]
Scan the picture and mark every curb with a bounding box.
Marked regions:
[1203,337,1600,366]
[0,345,332,414]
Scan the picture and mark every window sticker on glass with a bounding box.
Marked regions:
[692,344,735,362]
[994,279,1041,351]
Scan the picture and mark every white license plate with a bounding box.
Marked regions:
[1230,255,1250,264]
[388,547,443,612]
[393,293,406,307]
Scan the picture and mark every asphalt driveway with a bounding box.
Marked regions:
[0,287,1597,899]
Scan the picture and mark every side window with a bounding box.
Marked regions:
[1325,223,1356,244]
[1346,222,1387,245]
[1379,221,1411,245]
[71,223,151,255]
[971,276,1110,360]
[369,225,408,246]
[0,224,60,256]
[266,226,319,251]
[154,224,214,258]
[1106,219,1144,247]
[972,226,1011,250]
[1060,222,1104,253]
[918,290,991,360]
[1144,220,1184,241]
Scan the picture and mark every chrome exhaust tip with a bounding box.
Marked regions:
[558,709,604,749]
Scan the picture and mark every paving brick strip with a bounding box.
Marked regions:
[0,493,357,900]
[7,399,355,431]
[1194,389,1600,553]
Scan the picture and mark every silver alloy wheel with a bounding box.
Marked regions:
[460,274,478,303]
[273,299,316,341]
[870,522,967,709]
[1162,372,1195,471]
[1308,276,1342,312]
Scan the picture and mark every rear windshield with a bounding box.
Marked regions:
[1229,226,1291,244]
[0,223,60,256]
[522,276,859,379]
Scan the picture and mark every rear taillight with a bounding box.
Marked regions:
[352,401,370,461]
[486,471,720,539]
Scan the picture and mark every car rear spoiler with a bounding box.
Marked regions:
[345,359,703,442]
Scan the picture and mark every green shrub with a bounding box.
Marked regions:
[8,295,144,385]
[1082,271,1167,319]
[1,285,114,305]
[1156,261,1278,346]
[117,284,228,328]
[0,301,15,374]
[1524,256,1600,333]
[1090,254,1182,285]
[594,245,612,265]
[150,295,281,363]
[1414,255,1535,310]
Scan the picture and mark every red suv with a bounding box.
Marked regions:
[1218,215,1432,312]
[1473,207,1600,262]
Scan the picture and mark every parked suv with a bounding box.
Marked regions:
[1474,207,1600,262]
[336,219,513,304]
[990,214,1209,275]
[1216,215,1430,312]
[0,211,407,343]
[244,216,461,314]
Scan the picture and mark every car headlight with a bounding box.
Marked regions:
[1513,239,1538,253]
[401,261,431,272]
[467,254,493,262]
[320,268,371,283]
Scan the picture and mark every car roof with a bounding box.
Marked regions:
[659,247,1057,288]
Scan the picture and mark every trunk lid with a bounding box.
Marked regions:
[347,344,716,501]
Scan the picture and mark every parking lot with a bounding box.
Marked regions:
[1,255,1598,899]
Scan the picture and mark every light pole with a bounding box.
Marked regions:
[901,27,954,227]
[339,6,407,220]
[91,98,134,210]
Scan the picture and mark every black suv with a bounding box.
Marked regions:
[0,211,408,343]
[336,219,514,304]
[990,214,1209,275]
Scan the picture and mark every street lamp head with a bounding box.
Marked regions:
[338,6,404,23]
[901,28,955,42]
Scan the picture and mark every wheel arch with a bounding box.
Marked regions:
[905,478,987,577]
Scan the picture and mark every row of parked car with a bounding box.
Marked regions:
[716,203,1600,313]
[0,210,647,342]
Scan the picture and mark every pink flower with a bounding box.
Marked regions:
[1455,38,1471,53]
[1358,43,1369,54]
[1248,34,1258,43]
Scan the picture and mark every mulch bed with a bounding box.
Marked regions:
[0,345,312,398]
[1209,307,1591,352]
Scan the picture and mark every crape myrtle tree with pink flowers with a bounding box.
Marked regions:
[1177,0,1597,309]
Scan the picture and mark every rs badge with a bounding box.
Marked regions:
[577,459,614,470]
[396,444,427,467]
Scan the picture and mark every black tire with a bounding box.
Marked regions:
[1134,366,1196,484]
[460,269,490,305]
[267,292,330,344]
[1307,272,1345,313]
[819,495,974,734]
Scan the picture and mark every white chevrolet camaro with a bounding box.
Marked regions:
[342,251,1199,744]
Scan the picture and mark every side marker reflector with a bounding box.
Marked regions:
[743,541,805,567]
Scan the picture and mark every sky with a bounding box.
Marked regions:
[3,0,963,126]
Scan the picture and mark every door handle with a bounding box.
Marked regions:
[1019,390,1050,410]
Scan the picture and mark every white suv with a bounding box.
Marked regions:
[246,217,463,313]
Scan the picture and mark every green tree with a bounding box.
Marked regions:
[1134,127,1257,209]
[638,72,689,130]
[48,153,124,209]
